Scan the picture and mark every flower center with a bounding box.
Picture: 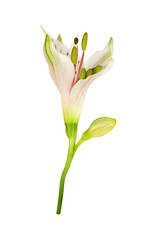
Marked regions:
[70,32,88,88]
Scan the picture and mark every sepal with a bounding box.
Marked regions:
[65,123,78,141]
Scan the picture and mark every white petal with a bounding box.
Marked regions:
[84,37,113,70]
[43,34,75,97]
[70,58,114,122]
[52,38,70,55]
[68,42,74,57]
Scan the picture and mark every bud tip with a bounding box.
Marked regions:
[57,34,62,42]
[41,26,47,35]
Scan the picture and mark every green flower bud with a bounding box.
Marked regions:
[92,65,103,74]
[80,68,87,79]
[74,37,78,45]
[81,32,88,51]
[57,34,62,42]
[86,69,92,77]
[71,46,77,64]
[82,117,116,141]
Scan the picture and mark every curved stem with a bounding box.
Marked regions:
[73,138,83,155]
[56,138,75,214]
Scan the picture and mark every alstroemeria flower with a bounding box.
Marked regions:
[42,29,114,125]
[42,28,116,214]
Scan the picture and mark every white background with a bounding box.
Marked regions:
[0,0,162,239]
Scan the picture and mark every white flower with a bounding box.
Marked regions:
[42,28,116,214]
[42,28,114,125]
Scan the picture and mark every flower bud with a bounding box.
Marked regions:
[81,32,88,51]
[82,117,116,141]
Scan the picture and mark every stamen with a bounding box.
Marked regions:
[77,46,78,60]
[80,68,86,79]
[74,37,79,45]
[70,76,76,92]
[76,51,84,82]
[86,69,92,77]
[75,46,78,71]
[71,46,77,65]
[92,65,103,74]
[75,32,88,82]
[81,32,88,51]
[71,32,88,86]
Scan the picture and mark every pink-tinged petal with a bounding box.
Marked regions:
[84,37,113,70]
[70,58,114,122]
[52,38,70,56]
[43,34,75,97]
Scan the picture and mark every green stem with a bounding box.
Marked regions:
[74,138,83,155]
[56,137,75,214]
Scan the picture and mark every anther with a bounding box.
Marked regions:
[71,46,77,64]
[74,37,79,45]
[92,65,103,74]
[86,69,92,77]
[79,68,86,79]
[81,32,88,51]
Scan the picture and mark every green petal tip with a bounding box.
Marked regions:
[41,26,47,35]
